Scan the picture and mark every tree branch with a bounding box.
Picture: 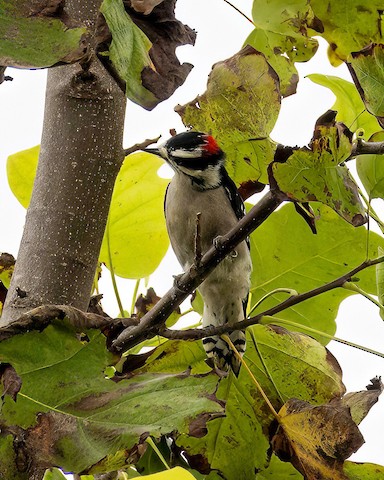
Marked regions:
[161,256,384,340]
[123,136,161,157]
[350,139,384,158]
[110,189,285,352]
[0,305,112,342]
[3,257,383,350]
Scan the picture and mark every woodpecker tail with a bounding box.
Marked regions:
[202,330,246,376]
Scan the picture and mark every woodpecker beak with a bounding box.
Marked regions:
[144,146,169,161]
[144,147,161,157]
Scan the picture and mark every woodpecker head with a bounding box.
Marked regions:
[145,131,225,189]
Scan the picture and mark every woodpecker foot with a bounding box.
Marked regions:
[205,358,229,378]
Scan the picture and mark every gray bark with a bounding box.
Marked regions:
[1,3,126,327]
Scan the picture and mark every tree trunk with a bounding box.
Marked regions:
[1,1,126,326]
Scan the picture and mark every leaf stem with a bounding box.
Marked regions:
[248,329,285,403]
[130,279,141,316]
[146,437,170,470]
[359,187,384,232]
[106,216,125,317]
[260,316,384,359]
[342,281,384,313]
[222,334,280,420]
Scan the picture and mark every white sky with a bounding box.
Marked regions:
[0,0,383,467]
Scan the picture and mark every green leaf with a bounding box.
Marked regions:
[100,0,158,109]
[245,1,318,96]
[99,152,169,279]
[0,1,86,68]
[244,29,301,98]
[348,44,384,126]
[0,324,222,473]
[307,75,382,138]
[244,326,345,406]
[246,1,382,74]
[271,111,365,226]
[134,339,211,375]
[178,324,344,480]
[256,454,303,479]
[0,434,20,480]
[356,131,384,199]
[176,46,280,185]
[250,0,319,60]
[43,468,68,480]
[249,203,384,341]
[344,461,384,479]
[273,148,365,225]
[6,145,39,208]
[310,0,384,64]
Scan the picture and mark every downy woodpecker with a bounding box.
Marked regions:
[146,132,252,374]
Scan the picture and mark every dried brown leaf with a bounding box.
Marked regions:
[0,364,22,401]
[272,398,364,480]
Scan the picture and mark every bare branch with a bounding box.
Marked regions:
[123,136,161,157]
[161,256,384,341]
[0,305,112,342]
[5,256,383,351]
[350,139,384,158]
[111,190,285,353]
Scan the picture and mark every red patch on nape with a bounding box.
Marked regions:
[203,135,221,155]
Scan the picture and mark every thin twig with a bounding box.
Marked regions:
[123,136,161,157]
[5,257,384,353]
[161,256,384,341]
[223,0,255,26]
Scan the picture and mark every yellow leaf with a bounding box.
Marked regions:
[141,467,196,479]
[272,398,364,480]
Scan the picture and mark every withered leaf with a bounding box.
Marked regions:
[128,0,195,102]
[270,110,366,227]
[135,287,161,319]
[0,364,22,402]
[338,376,383,425]
[272,398,364,480]
[0,252,15,289]
[348,44,384,128]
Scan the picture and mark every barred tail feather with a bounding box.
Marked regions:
[202,330,246,376]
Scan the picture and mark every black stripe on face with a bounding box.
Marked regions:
[170,154,222,170]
